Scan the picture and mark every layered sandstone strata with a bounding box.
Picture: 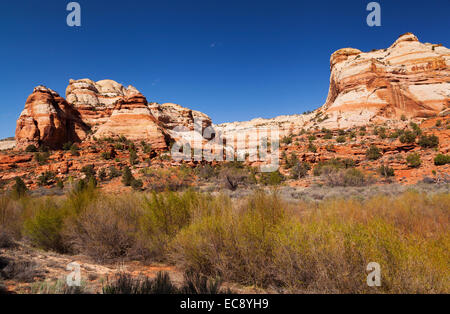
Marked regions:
[94,91,169,150]
[15,86,89,149]
[318,33,450,128]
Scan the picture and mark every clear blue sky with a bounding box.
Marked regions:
[0,0,449,138]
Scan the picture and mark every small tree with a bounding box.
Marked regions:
[122,166,134,186]
[129,149,138,165]
[11,177,27,199]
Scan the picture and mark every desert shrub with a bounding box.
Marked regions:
[366,145,382,160]
[37,171,56,186]
[307,143,317,153]
[195,164,217,180]
[323,168,372,187]
[122,166,143,189]
[0,229,15,248]
[435,120,442,127]
[129,148,139,165]
[409,122,422,136]
[172,191,450,293]
[141,167,194,192]
[11,177,28,199]
[108,166,121,179]
[323,132,333,140]
[0,259,43,283]
[259,171,285,186]
[378,165,395,178]
[101,152,113,160]
[308,135,316,142]
[400,114,407,121]
[34,152,50,165]
[56,179,64,190]
[434,154,450,166]
[131,179,143,191]
[23,199,68,253]
[81,165,96,179]
[98,169,107,181]
[62,142,73,151]
[406,153,422,168]
[65,194,143,261]
[336,135,346,143]
[313,158,355,176]
[418,134,439,148]
[135,190,207,259]
[70,144,79,156]
[25,145,38,152]
[399,130,416,144]
[291,162,311,179]
[281,135,293,145]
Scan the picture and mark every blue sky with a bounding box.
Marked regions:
[0,0,449,138]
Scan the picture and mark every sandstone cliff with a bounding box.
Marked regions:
[15,79,212,150]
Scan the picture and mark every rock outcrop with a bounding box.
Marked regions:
[15,79,212,150]
[15,86,89,149]
[318,33,450,128]
[94,90,169,150]
[215,33,449,135]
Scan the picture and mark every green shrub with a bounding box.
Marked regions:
[281,135,293,145]
[323,168,372,187]
[378,165,395,178]
[308,143,317,153]
[69,144,79,156]
[291,162,311,179]
[434,154,450,166]
[399,130,416,144]
[122,166,134,186]
[366,145,382,160]
[34,152,50,165]
[418,134,439,148]
[23,200,68,253]
[406,153,421,168]
[25,145,38,152]
[37,171,56,186]
[109,166,121,179]
[259,171,285,186]
[129,149,138,165]
[62,142,73,151]
[336,136,346,143]
[11,177,28,199]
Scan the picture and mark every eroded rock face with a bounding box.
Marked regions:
[16,79,212,150]
[15,86,89,149]
[65,79,130,132]
[319,33,450,128]
[94,91,169,150]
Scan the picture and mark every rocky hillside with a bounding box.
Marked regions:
[14,79,212,150]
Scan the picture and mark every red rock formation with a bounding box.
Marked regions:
[319,33,450,128]
[94,91,169,150]
[15,86,89,149]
